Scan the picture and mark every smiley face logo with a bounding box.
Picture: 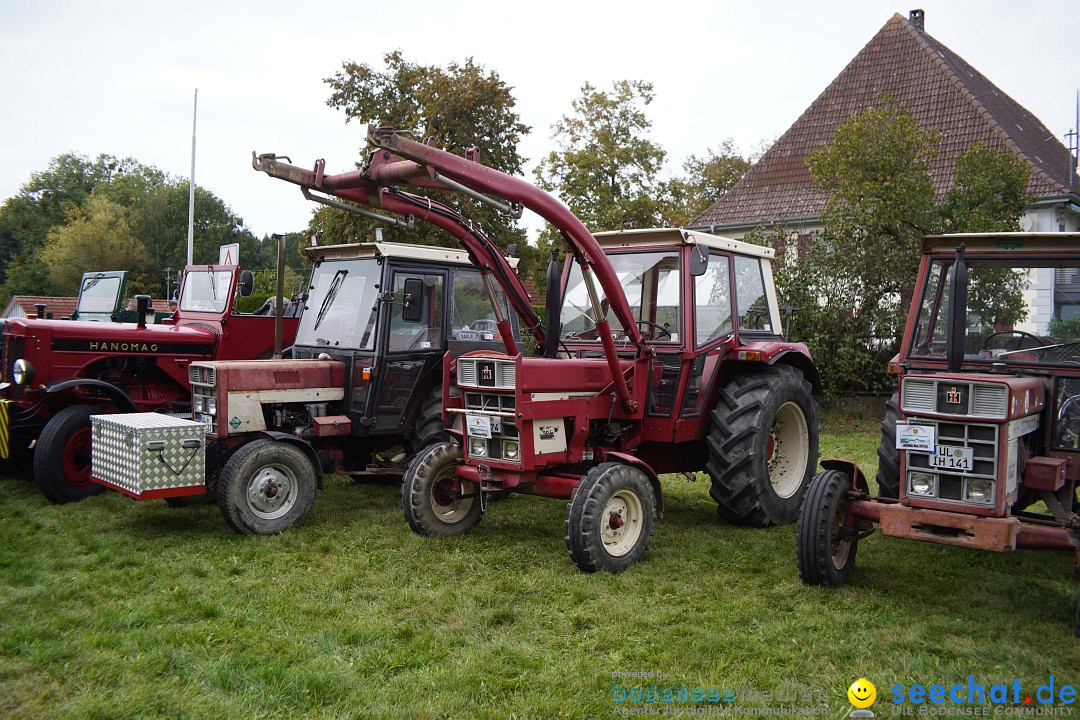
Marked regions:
[848,678,876,709]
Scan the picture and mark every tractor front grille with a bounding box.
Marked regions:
[901,378,1009,419]
[904,420,999,506]
[457,357,515,390]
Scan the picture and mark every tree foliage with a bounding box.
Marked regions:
[321,51,530,251]
[0,153,290,305]
[664,141,752,227]
[773,97,1031,398]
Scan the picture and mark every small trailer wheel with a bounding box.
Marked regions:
[565,462,656,573]
[401,441,483,537]
[217,439,316,535]
[796,469,858,587]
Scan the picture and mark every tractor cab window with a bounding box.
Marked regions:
[694,256,733,345]
[560,251,680,343]
[77,274,123,313]
[734,256,775,333]
[388,273,444,353]
[910,257,1080,367]
[450,271,510,341]
[295,259,380,349]
[180,270,232,313]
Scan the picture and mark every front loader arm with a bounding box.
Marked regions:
[252,152,542,354]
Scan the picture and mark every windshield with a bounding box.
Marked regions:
[450,270,511,340]
[180,270,232,313]
[295,258,380,349]
[77,275,122,313]
[910,257,1080,366]
[560,251,681,343]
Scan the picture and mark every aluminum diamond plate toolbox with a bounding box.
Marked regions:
[91,413,206,499]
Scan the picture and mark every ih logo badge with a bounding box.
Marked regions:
[478,361,496,387]
[946,386,962,405]
[229,416,242,429]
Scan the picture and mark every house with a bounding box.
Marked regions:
[690,10,1080,240]
[2,295,78,320]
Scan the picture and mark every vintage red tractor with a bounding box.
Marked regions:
[0,259,299,502]
[252,126,822,571]
[796,233,1080,635]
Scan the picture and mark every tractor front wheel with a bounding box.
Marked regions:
[796,469,858,587]
[34,404,106,504]
[875,388,900,499]
[217,439,316,535]
[565,462,657,573]
[706,366,818,526]
[401,442,483,537]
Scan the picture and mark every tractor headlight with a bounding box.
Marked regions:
[909,472,937,497]
[206,397,217,416]
[469,436,488,458]
[193,396,204,413]
[964,479,994,504]
[502,439,520,461]
[12,359,35,386]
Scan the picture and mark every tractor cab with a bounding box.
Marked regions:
[71,270,130,322]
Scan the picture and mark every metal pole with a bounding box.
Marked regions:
[187,89,197,265]
[273,233,286,359]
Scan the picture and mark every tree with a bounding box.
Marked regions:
[773,96,1032,398]
[535,80,666,237]
[40,194,152,294]
[321,51,530,250]
[663,141,752,227]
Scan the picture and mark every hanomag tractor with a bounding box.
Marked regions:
[795,233,1080,634]
[0,259,299,503]
[91,240,520,534]
[254,126,821,571]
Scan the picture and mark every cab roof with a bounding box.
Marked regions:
[592,227,774,259]
[303,241,520,268]
[922,232,1080,253]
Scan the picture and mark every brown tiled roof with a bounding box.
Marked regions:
[692,13,1079,230]
[2,296,79,319]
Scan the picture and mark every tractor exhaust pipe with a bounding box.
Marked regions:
[543,249,561,358]
[945,245,967,372]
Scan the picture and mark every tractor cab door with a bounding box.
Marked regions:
[679,253,736,422]
[368,268,447,435]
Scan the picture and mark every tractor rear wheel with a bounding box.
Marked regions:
[35,404,106,504]
[409,386,450,454]
[706,366,818,526]
[565,462,657,573]
[796,469,858,587]
[217,439,316,535]
[401,441,483,537]
[875,388,901,499]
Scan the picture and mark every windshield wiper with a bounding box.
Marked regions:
[207,269,218,299]
[83,273,105,292]
[313,270,348,331]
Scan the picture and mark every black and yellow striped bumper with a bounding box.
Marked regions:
[0,399,9,459]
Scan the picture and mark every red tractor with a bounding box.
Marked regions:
[796,233,1080,635]
[0,261,299,503]
[254,126,822,571]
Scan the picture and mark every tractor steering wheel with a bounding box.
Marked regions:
[635,320,672,341]
[981,330,1045,353]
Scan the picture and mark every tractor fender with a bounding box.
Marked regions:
[768,350,822,397]
[603,450,664,519]
[44,378,137,412]
[819,458,871,495]
[252,431,325,490]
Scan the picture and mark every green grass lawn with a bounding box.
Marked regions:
[1,414,1077,719]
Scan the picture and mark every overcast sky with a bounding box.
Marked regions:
[1,0,1077,243]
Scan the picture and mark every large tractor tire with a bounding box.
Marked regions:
[217,439,316,535]
[875,388,901,499]
[409,386,450,454]
[34,404,106,504]
[565,462,657,573]
[706,365,818,526]
[796,469,858,587]
[401,441,483,537]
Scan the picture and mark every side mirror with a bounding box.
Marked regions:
[238,270,254,297]
[402,277,424,323]
[688,243,710,277]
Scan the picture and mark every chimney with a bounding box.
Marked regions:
[909,9,925,31]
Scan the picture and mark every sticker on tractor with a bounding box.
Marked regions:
[229,416,242,430]
[896,423,935,451]
[466,414,492,439]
